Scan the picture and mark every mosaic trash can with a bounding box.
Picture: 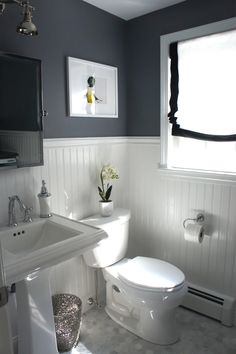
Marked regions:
[52,294,82,353]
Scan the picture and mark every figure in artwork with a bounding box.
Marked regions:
[86,76,102,104]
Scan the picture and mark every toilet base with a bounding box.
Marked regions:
[103,260,187,345]
[105,303,180,345]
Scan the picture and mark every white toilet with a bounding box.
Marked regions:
[81,208,187,345]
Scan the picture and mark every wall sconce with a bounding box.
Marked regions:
[0,0,38,36]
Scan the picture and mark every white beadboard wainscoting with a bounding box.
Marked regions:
[127,139,236,325]
[128,139,236,298]
[1,136,236,323]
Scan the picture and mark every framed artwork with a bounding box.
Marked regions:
[67,57,118,118]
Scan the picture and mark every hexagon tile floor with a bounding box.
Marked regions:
[71,306,236,354]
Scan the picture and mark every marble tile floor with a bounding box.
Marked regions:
[72,306,236,354]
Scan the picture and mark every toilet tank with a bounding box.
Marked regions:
[81,208,131,268]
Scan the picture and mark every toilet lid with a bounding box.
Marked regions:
[118,257,185,292]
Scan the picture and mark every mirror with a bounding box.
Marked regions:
[0,52,44,168]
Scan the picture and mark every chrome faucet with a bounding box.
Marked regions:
[8,195,33,227]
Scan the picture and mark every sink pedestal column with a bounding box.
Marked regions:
[16,268,58,354]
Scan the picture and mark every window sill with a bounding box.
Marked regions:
[158,165,236,184]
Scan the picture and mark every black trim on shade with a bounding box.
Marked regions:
[168,42,179,128]
[167,41,236,142]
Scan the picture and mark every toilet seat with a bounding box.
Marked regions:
[118,256,185,292]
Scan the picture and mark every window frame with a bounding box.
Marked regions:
[160,17,236,179]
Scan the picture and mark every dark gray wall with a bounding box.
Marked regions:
[126,0,236,136]
[1,0,236,138]
[0,0,127,138]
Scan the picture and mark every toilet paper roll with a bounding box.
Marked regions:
[184,223,204,243]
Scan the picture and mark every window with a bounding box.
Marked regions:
[160,17,236,175]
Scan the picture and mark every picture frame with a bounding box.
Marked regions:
[67,57,118,118]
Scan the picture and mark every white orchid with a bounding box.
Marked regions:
[98,164,119,202]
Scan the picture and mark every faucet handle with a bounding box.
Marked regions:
[24,206,33,223]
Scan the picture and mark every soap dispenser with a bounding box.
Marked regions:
[38,180,52,218]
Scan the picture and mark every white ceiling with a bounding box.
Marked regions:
[83,0,186,21]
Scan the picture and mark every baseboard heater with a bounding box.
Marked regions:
[182,282,236,326]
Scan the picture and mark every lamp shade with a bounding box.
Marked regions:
[16,5,38,36]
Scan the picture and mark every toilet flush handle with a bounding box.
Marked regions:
[112,284,120,293]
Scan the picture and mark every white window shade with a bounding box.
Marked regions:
[177,29,236,136]
[167,28,236,174]
[161,18,236,176]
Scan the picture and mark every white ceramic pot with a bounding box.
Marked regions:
[99,201,114,217]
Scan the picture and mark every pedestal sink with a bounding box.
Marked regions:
[0,214,107,354]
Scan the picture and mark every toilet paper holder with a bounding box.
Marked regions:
[183,213,205,229]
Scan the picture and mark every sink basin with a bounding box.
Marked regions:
[0,214,107,284]
[0,214,107,354]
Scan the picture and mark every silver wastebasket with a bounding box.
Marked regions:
[52,294,82,353]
